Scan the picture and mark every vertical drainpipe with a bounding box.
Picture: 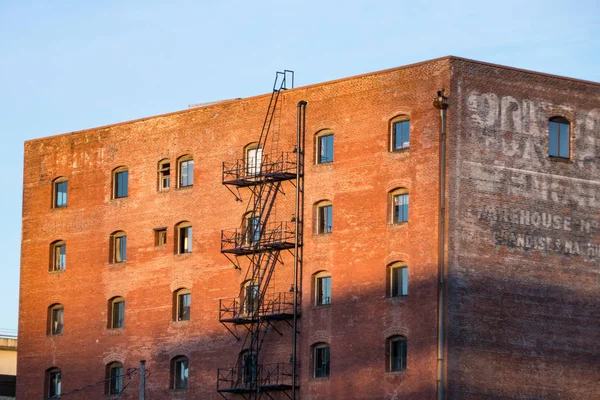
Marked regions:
[292,100,307,400]
[434,89,449,400]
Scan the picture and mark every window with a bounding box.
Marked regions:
[50,240,66,272]
[155,228,167,246]
[391,189,409,224]
[46,368,61,398]
[177,222,192,254]
[239,350,256,386]
[549,117,570,159]
[316,202,333,234]
[109,297,125,329]
[111,231,127,263]
[113,167,128,198]
[316,131,334,164]
[106,362,123,394]
[312,343,330,378]
[241,281,259,315]
[243,213,261,245]
[391,117,410,151]
[172,356,189,390]
[178,156,194,188]
[314,272,331,306]
[158,159,171,190]
[174,289,191,321]
[48,304,64,335]
[387,336,407,372]
[53,178,68,208]
[389,263,408,297]
[245,143,263,177]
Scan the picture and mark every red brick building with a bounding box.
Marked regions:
[18,57,600,399]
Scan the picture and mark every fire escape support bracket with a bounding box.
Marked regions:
[266,320,283,336]
[221,322,241,341]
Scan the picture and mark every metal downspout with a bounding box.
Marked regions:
[292,100,307,400]
[434,89,449,400]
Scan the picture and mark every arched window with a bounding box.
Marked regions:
[50,240,66,272]
[388,262,408,297]
[315,130,334,164]
[112,166,128,199]
[312,343,330,378]
[241,280,259,315]
[105,362,123,394]
[108,297,125,329]
[171,356,189,390]
[176,221,192,254]
[53,177,68,208]
[238,350,256,387]
[390,188,409,224]
[314,200,333,234]
[177,155,194,188]
[110,231,127,263]
[173,288,191,321]
[47,304,64,335]
[242,212,261,245]
[387,335,407,372]
[313,271,331,306]
[244,143,263,177]
[390,115,410,151]
[45,367,62,398]
[549,116,570,159]
[158,159,171,191]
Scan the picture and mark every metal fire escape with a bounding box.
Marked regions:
[217,70,305,400]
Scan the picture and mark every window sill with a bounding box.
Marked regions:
[47,333,63,337]
[312,303,332,309]
[52,205,68,210]
[390,147,410,154]
[314,232,333,237]
[386,295,408,302]
[389,222,408,228]
[548,156,571,163]
[48,269,66,275]
[310,376,330,381]
[385,370,407,376]
[175,252,193,258]
[177,185,194,190]
[172,319,191,326]
[106,328,124,334]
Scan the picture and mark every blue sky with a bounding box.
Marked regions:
[1,0,599,332]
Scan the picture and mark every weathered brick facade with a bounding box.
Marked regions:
[18,57,600,399]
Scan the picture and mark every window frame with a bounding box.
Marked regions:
[174,289,191,321]
[388,263,408,298]
[177,155,194,188]
[316,201,333,234]
[45,367,62,398]
[238,350,256,387]
[155,227,167,247]
[176,222,193,254]
[109,297,125,329]
[106,362,124,395]
[316,131,334,164]
[172,356,189,390]
[387,335,408,372]
[112,167,129,199]
[158,159,171,191]
[390,116,410,151]
[312,343,330,379]
[241,280,259,315]
[48,304,64,336]
[243,212,261,245]
[110,231,127,263]
[548,116,571,160]
[50,240,66,272]
[390,188,409,224]
[244,143,263,177]
[314,271,332,306]
[53,177,68,208]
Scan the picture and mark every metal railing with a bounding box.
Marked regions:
[217,362,296,392]
[222,152,297,185]
[221,221,295,254]
[219,292,299,322]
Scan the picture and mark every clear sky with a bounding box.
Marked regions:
[1,0,599,332]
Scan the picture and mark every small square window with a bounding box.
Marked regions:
[54,179,68,208]
[317,134,334,164]
[155,228,167,246]
[113,169,128,198]
[313,344,330,378]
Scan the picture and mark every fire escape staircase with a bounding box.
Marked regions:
[217,71,303,399]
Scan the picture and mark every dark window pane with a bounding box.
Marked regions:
[115,171,128,198]
[317,276,331,305]
[178,293,191,321]
[110,366,123,394]
[48,370,61,397]
[115,235,126,262]
[391,338,407,371]
[391,267,408,297]
[549,122,559,157]
[559,123,570,158]
[393,194,409,223]
[314,346,330,378]
[393,121,410,150]
[319,135,333,163]
[180,226,192,253]
[112,301,124,328]
[175,358,189,389]
[180,160,194,187]
[55,181,68,207]
[52,308,63,334]
[319,205,332,234]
